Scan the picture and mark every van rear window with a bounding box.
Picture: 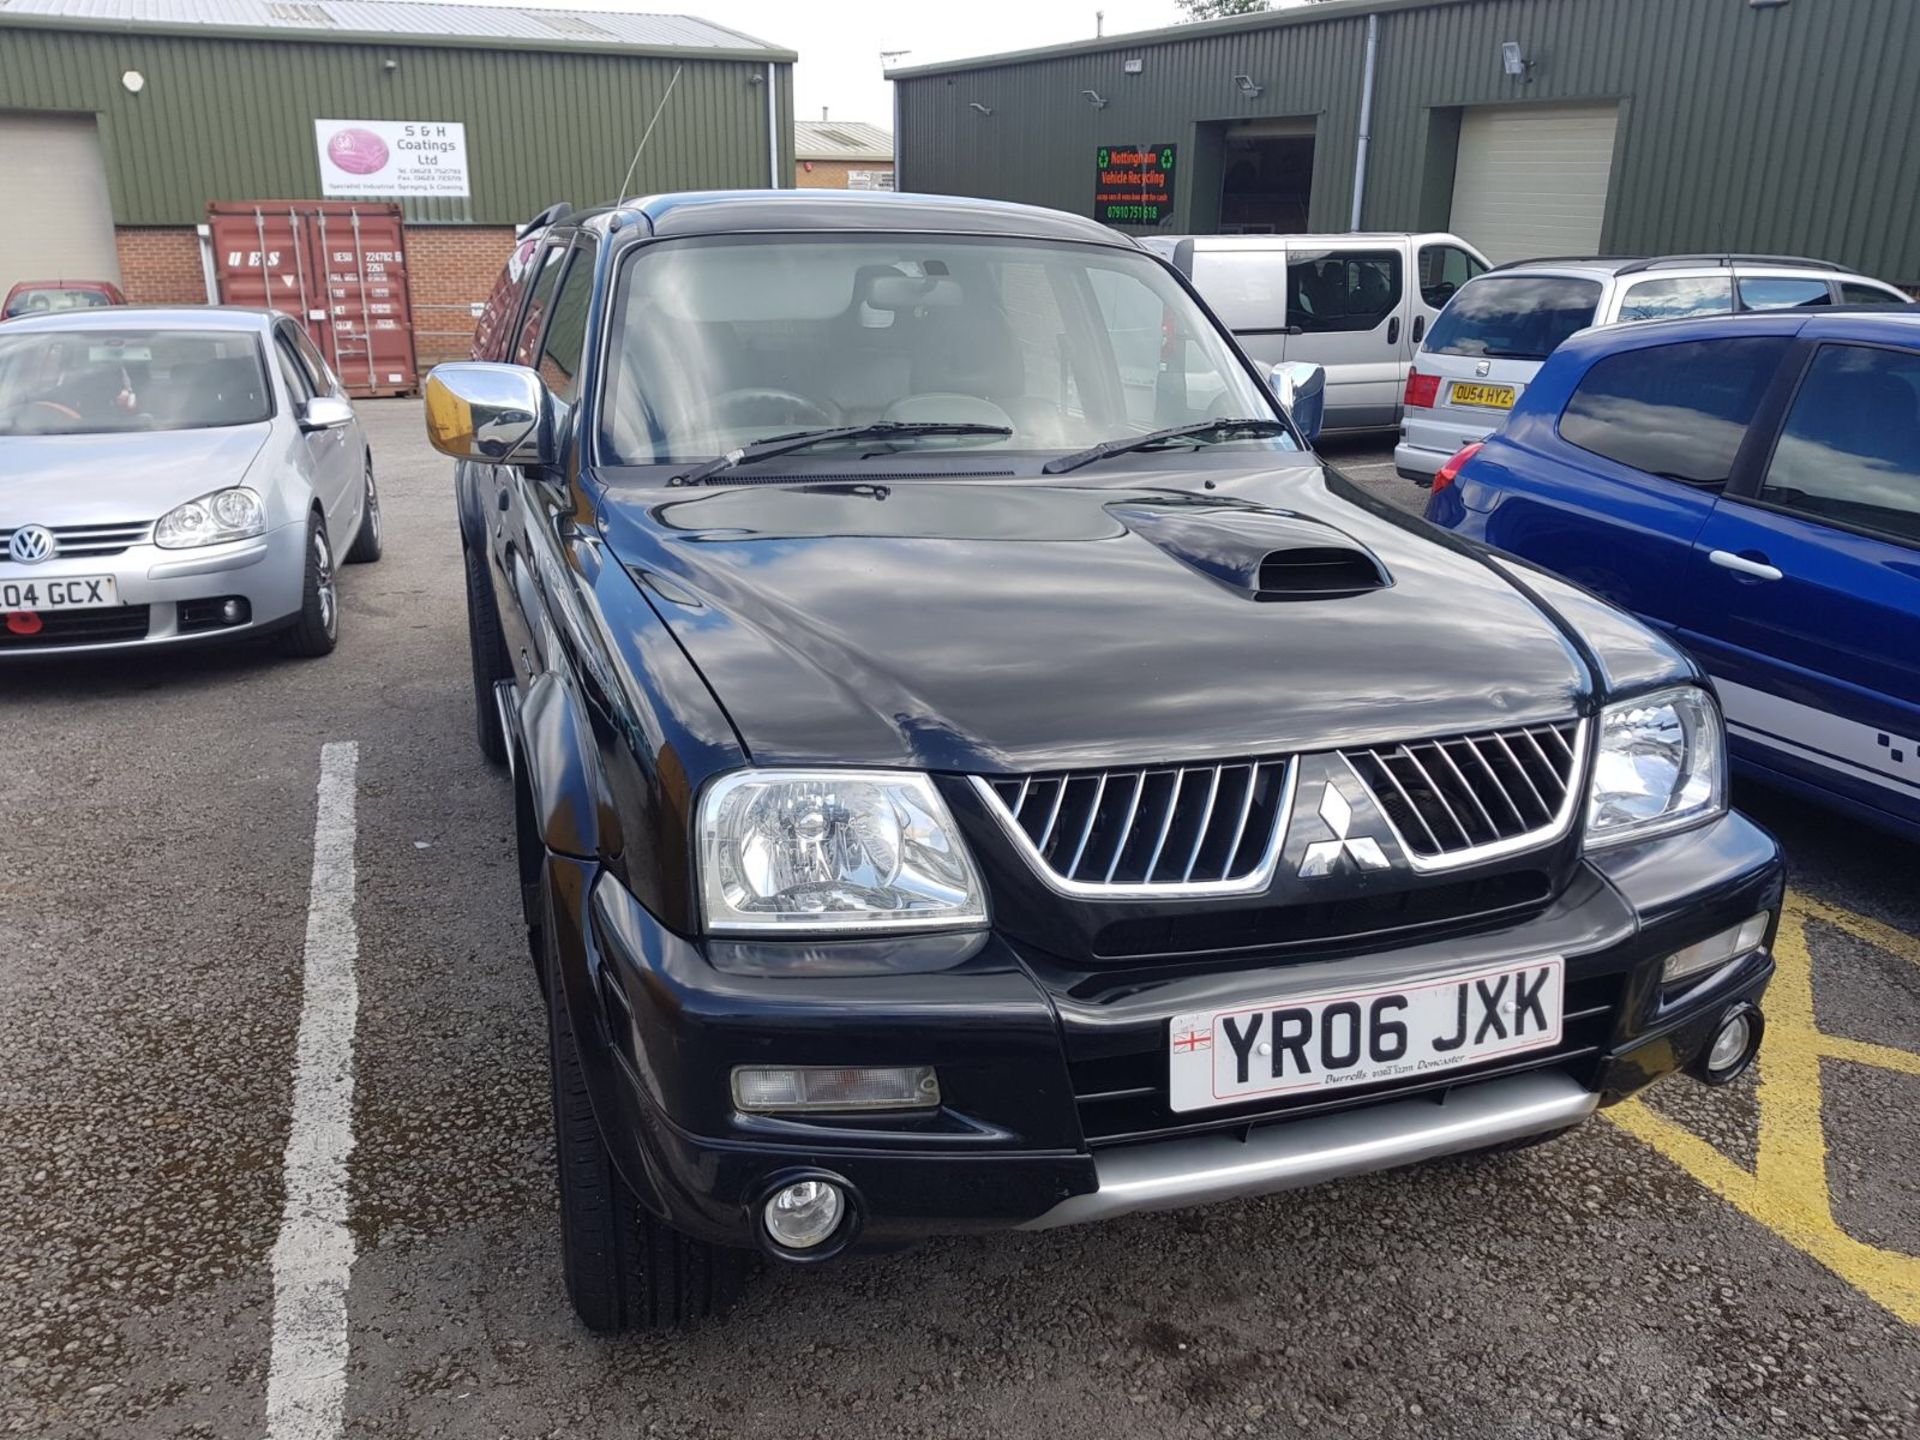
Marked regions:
[1423,275,1603,361]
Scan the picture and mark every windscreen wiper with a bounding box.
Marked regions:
[1041,418,1294,476]
[671,422,1012,486]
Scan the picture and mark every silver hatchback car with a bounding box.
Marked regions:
[0,307,379,658]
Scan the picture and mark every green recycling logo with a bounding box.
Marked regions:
[1098,148,1111,167]
[1159,147,1174,170]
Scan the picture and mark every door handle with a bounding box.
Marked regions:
[1412,315,1427,343]
[497,488,512,512]
[1709,549,1783,582]
[1387,317,1401,345]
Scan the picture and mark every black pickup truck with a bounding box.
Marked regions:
[425,191,1780,1332]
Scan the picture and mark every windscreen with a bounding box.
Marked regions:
[597,235,1294,465]
[0,329,270,435]
[3,287,115,319]
[1423,275,1604,361]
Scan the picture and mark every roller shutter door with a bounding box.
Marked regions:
[1449,103,1620,265]
[0,112,122,293]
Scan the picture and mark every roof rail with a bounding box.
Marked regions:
[1614,253,1856,276]
[516,201,573,239]
[1488,255,1640,272]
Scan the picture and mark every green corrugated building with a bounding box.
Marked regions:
[0,0,794,358]
[891,0,1920,285]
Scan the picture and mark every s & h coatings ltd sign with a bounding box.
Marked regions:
[315,120,470,198]
[1095,144,1176,226]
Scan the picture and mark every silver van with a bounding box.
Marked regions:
[1145,232,1490,433]
[1393,253,1913,483]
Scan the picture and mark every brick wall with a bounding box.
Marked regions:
[115,228,208,305]
[404,225,516,365]
[796,160,895,190]
[110,222,513,375]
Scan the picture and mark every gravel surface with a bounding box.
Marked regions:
[2,412,1915,1439]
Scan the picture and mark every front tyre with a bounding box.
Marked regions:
[542,898,742,1333]
[272,512,339,659]
[344,460,382,564]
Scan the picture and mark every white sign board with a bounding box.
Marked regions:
[314,119,469,197]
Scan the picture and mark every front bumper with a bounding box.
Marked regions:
[0,523,307,656]
[558,810,1782,1252]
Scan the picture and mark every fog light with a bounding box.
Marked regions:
[1691,1005,1763,1086]
[1663,911,1771,986]
[732,1065,940,1113]
[763,1180,844,1250]
[220,598,247,625]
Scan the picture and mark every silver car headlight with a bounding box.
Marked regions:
[154,487,267,549]
[1585,685,1726,846]
[698,769,987,934]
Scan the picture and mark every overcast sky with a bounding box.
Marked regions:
[466,0,1196,126]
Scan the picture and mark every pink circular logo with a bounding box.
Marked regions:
[326,127,389,176]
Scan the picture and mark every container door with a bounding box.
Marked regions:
[307,205,418,398]
[1282,244,1406,430]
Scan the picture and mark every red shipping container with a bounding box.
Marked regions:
[207,201,418,398]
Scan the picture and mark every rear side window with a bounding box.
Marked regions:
[1617,275,1733,323]
[1423,275,1602,360]
[1188,251,1284,331]
[511,242,570,367]
[1558,337,1788,487]
[472,234,544,361]
[1738,276,1832,311]
[1839,281,1912,308]
[1760,343,1920,543]
[1417,244,1485,309]
[535,240,597,407]
[1287,250,1402,334]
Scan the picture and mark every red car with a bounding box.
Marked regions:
[2,280,128,320]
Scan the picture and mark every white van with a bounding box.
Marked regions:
[1144,232,1490,433]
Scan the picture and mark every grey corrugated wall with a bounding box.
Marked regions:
[895,0,1920,284]
[0,23,794,225]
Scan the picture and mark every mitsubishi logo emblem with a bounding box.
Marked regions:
[1299,782,1391,877]
[7,525,57,564]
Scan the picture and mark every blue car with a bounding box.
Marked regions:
[1427,309,1919,843]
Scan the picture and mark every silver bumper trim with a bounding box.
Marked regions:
[1021,1071,1597,1230]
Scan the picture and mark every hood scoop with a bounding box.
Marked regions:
[1110,500,1391,601]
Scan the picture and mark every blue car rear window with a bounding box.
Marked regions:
[1424,276,1603,361]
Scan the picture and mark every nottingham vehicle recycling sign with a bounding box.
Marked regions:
[1095,144,1176,226]
[315,120,470,198]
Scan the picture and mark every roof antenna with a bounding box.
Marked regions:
[617,64,684,202]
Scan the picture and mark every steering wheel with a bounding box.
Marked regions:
[0,398,84,430]
[685,388,836,433]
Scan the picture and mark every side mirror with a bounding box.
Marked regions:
[1270,362,1326,447]
[298,395,356,431]
[423,362,554,466]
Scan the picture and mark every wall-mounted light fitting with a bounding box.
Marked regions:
[382,58,398,72]
[968,101,993,115]
[1080,89,1109,109]
[1233,74,1263,99]
[1123,57,1144,75]
[121,69,145,94]
[1501,41,1532,78]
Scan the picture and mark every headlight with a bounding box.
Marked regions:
[154,487,267,549]
[698,769,987,934]
[1585,685,1726,846]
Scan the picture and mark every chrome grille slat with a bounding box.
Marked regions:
[981,756,1293,895]
[1,520,151,560]
[1343,720,1583,864]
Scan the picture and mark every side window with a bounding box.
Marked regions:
[274,331,315,405]
[1417,245,1485,310]
[511,241,570,368]
[1759,343,1920,544]
[1558,337,1789,488]
[1840,281,1911,308]
[1287,250,1403,334]
[535,240,597,406]
[1738,276,1833,312]
[1617,275,1734,323]
[473,235,544,361]
[287,326,337,394]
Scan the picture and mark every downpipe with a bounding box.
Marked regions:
[1349,13,1380,230]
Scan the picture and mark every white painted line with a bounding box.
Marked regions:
[266,741,361,1440]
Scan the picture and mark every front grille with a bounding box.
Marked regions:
[1069,971,1619,1147]
[1343,719,1582,860]
[0,604,151,647]
[981,759,1292,891]
[0,521,151,559]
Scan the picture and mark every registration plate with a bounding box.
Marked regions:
[1450,381,1517,410]
[1168,958,1564,1112]
[0,576,118,611]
